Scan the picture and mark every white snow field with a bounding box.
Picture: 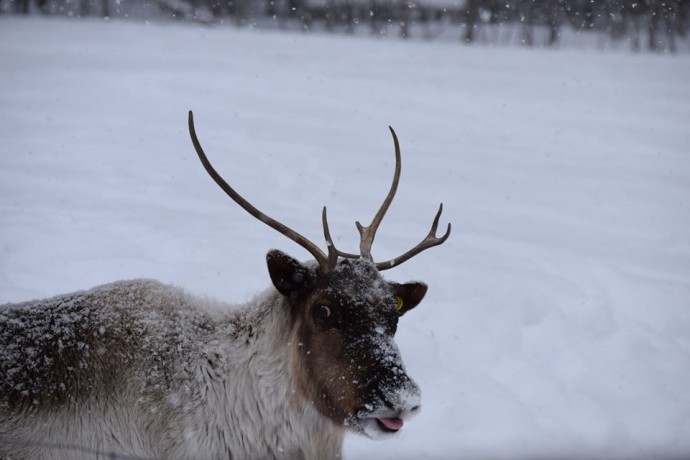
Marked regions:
[1,16,690,460]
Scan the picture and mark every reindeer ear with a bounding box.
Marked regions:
[266,250,314,297]
[390,282,427,316]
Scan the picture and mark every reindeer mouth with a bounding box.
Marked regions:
[351,382,421,439]
[355,414,406,438]
[353,410,413,438]
[375,417,404,433]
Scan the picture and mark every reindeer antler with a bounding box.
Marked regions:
[355,127,451,271]
[355,126,402,261]
[374,203,450,270]
[190,111,343,274]
[188,111,450,274]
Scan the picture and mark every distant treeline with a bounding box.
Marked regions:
[2,0,688,52]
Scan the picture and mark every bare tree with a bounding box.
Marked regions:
[464,0,480,42]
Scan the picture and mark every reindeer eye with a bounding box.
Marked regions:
[314,304,331,320]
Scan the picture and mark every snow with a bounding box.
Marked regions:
[1,16,690,459]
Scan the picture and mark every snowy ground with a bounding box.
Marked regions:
[1,16,690,460]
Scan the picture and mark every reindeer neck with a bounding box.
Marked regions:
[185,289,344,460]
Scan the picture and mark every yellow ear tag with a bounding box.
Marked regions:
[395,296,404,312]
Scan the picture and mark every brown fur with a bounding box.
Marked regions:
[0,280,214,414]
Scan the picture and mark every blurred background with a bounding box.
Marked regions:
[2,0,689,52]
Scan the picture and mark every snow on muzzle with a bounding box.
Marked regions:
[349,335,422,439]
[369,375,421,438]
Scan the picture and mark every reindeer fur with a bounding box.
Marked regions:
[1,278,344,459]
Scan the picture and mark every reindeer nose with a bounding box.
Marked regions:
[387,376,422,416]
[402,390,422,414]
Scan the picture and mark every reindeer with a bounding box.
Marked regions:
[0,112,450,460]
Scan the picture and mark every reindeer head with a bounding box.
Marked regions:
[188,112,450,438]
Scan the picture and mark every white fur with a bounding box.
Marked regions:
[0,280,344,459]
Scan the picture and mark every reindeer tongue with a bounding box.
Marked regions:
[377,417,404,431]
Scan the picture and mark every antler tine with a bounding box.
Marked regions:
[188,111,331,271]
[321,207,360,269]
[355,126,402,261]
[375,203,451,271]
